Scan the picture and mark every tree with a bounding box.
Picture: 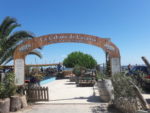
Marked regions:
[105,52,111,76]
[0,16,42,65]
[63,51,97,69]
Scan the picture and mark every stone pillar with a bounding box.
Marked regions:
[14,59,25,85]
[111,58,121,75]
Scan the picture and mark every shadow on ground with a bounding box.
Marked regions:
[146,99,150,105]
[91,105,122,113]
[50,95,101,103]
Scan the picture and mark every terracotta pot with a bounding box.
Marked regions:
[97,79,114,102]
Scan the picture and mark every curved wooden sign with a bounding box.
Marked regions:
[14,33,120,59]
[13,33,121,85]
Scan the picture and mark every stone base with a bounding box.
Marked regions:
[0,98,10,113]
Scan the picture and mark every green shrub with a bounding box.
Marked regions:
[112,73,136,99]
[96,72,110,80]
[0,72,17,99]
[106,59,111,75]
[0,82,5,98]
[33,73,44,81]
[73,65,86,76]
[56,72,64,79]
[63,51,97,69]
[129,71,145,91]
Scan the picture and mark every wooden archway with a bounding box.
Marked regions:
[14,33,121,85]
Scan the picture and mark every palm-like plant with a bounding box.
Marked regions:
[0,16,42,65]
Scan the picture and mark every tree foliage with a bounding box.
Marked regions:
[0,16,42,65]
[63,51,97,69]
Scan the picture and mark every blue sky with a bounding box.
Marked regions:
[0,0,150,65]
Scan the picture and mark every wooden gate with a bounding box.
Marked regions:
[23,86,49,101]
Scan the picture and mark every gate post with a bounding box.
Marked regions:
[111,58,121,75]
[14,59,25,85]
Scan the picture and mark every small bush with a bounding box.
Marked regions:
[0,82,5,98]
[111,73,147,113]
[96,72,109,80]
[129,72,145,91]
[73,65,86,77]
[56,72,64,79]
[33,73,44,81]
[0,72,17,99]
[112,73,136,99]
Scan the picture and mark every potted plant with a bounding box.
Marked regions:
[72,65,86,85]
[0,82,10,113]
[29,67,45,87]
[96,72,114,102]
[0,72,17,113]
[0,72,28,112]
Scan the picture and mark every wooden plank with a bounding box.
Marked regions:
[44,87,46,101]
[38,87,40,101]
[21,86,49,101]
[47,87,49,101]
[41,87,44,100]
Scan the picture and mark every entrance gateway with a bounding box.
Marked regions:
[13,33,121,85]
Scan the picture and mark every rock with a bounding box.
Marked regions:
[20,95,28,108]
[0,98,10,113]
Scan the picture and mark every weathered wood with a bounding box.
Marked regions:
[10,96,21,112]
[22,86,49,101]
[14,33,120,60]
[35,88,38,100]
[40,87,44,100]
[46,87,49,101]
[141,56,150,69]
[141,57,150,84]
[133,84,149,110]
[39,87,41,100]
[0,98,10,113]
[43,87,46,101]
[37,88,39,99]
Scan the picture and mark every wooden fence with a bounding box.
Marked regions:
[23,86,49,101]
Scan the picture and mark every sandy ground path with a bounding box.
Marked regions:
[40,79,100,104]
[16,79,120,113]
[17,103,119,113]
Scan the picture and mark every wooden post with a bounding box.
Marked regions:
[47,87,49,101]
